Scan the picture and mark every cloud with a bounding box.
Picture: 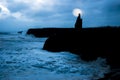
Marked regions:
[0,0,62,21]
[0,0,8,6]
[13,0,56,11]
[11,12,34,22]
[0,5,10,19]
[0,0,120,32]
[0,4,33,22]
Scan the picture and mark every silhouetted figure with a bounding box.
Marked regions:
[75,13,82,29]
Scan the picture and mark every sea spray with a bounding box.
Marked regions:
[0,33,110,80]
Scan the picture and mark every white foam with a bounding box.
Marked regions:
[0,34,110,80]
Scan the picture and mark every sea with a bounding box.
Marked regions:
[0,32,110,80]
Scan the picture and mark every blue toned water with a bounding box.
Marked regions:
[0,32,110,80]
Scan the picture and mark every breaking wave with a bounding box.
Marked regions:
[0,33,110,80]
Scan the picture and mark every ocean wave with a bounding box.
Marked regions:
[0,33,110,80]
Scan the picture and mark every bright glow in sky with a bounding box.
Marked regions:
[0,0,120,32]
[73,8,83,17]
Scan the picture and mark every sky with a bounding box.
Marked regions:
[0,0,120,32]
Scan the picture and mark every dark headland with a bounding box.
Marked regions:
[27,14,120,79]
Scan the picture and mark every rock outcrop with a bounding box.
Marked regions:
[27,28,76,37]
[75,13,82,29]
[26,13,120,79]
[43,27,120,69]
[26,13,82,37]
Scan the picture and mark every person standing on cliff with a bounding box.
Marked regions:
[75,13,82,29]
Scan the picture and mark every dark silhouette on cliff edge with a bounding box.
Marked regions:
[43,27,120,80]
[26,13,120,80]
[75,13,82,29]
[39,15,120,69]
[27,13,82,37]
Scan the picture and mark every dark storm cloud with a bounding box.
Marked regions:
[104,1,120,14]
[8,4,28,12]
[99,0,120,26]
[75,0,120,27]
[0,0,120,32]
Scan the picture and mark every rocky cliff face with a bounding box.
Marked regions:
[43,27,120,69]
[75,13,82,29]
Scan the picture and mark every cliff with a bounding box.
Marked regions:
[42,27,120,69]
